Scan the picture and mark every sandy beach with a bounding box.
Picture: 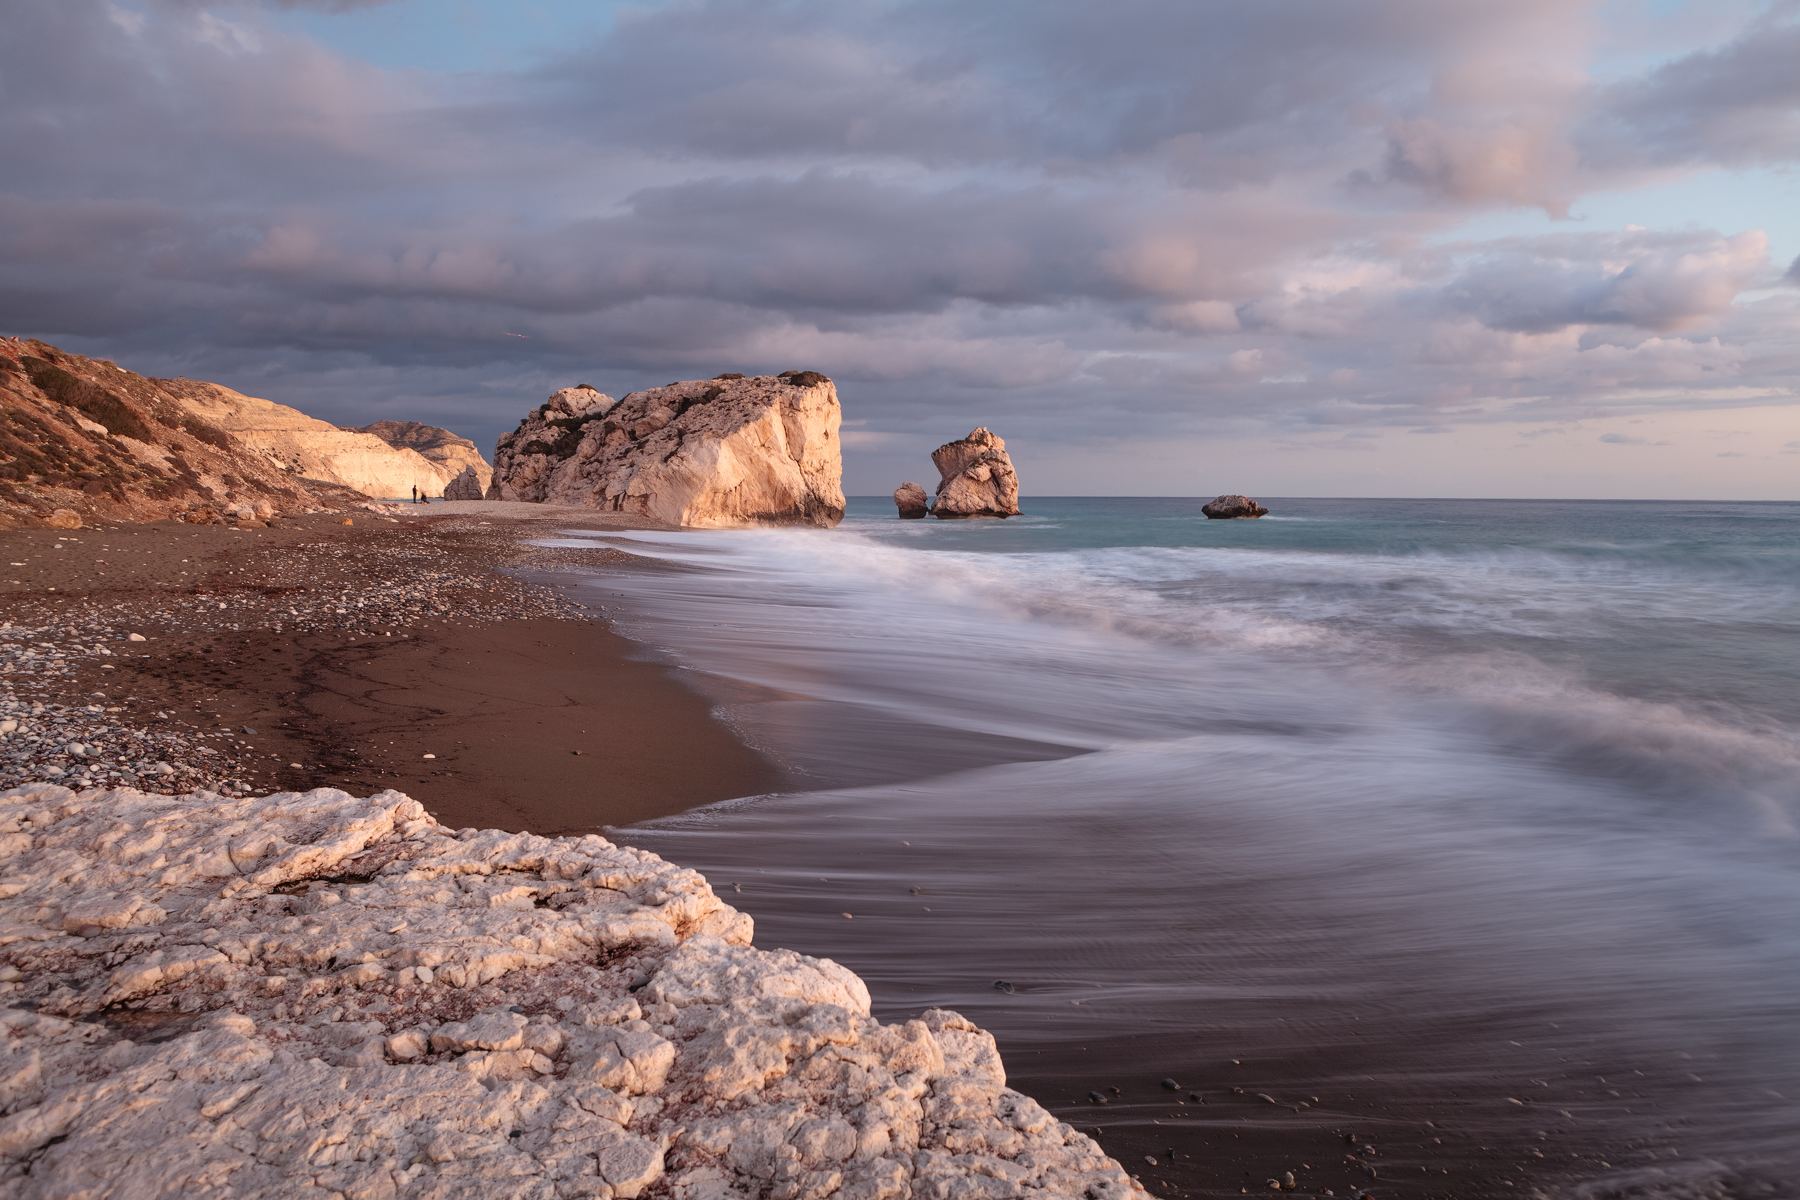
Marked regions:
[0,504,777,829]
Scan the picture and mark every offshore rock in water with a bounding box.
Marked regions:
[894,480,929,518]
[931,427,1021,519]
[1202,494,1269,519]
[0,782,1145,1199]
[488,373,846,528]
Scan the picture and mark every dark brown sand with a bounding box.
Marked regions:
[290,615,779,831]
[0,508,777,826]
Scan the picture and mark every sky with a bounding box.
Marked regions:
[2,0,1799,498]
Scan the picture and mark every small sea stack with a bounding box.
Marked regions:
[1202,494,1269,519]
[931,427,1020,519]
[894,481,929,518]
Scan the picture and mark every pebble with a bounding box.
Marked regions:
[1,515,582,798]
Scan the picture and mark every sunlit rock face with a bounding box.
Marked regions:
[356,420,493,495]
[0,782,1149,1200]
[488,373,845,528]
[931,427,1020,519]
[164,379,454,500]
[0,337,362,528]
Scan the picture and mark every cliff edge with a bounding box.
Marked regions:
[0,338,359,528]
[356,419,493,494]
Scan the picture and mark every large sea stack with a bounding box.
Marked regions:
[488,372,845,528]
[931,427,1020,518]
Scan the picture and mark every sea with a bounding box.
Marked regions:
[545,497,1800,1199]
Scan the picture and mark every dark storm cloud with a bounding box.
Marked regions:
[0,0,1795,475]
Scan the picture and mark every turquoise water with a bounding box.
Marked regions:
[841,495,1800,730]
[550,497,1800,1198]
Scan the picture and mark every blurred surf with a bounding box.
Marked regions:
[546,496,1800,1198]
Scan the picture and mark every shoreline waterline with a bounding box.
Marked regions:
[568,496,1800,1199]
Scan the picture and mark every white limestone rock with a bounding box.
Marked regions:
[355,419,494,494]
[488,373,845,528]
[0,783,1149,1200]
[931,428,1021,519]
[165,380,461,500]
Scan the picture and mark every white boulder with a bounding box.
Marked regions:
[0,783,1148,1200]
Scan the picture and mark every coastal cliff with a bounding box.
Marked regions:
[488,373,845,528]
[355,419,493,495]
[162,379,458,500]
[0,782,1150,1199]
[0,338,358,528]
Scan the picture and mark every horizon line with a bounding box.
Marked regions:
[844,494,1798,504]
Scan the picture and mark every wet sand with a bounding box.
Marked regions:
[0,507,777,827]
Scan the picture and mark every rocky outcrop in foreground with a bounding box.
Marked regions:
[931,428,1020,519]
[356,419,493,495]
[1201,494,1269,519]
[0,783,1148,1199]
[0,339,361,529]
[488,374,845,528]
[443,465,486,500]
[894,482,929,519]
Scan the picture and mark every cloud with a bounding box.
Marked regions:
[144,0,398,10]
[0,0,1796,485]
[1584,5,1800,171]
[1442,231,1770,333]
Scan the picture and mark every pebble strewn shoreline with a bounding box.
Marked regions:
[0,513,593,798]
